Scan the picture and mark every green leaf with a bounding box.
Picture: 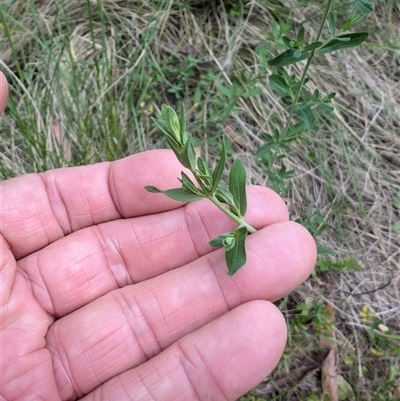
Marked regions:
[179,172,202,196]
[197,157,214,191]
[317,246,335,255]
[268,74,290,98]
[196,158,213,190]
[209,233,228,248]
[197,157,212,177]
[282,36,293,48]
[152,117,169,137]
[303,41,323,51]
[293,48,302,58]
[161,104,181,142]
[229,158,247,217]
[328,11,335,35]
[317,32,369,55]
[268,49,310,67]
[318,103,334,113]
[391,221,400,232]
[242,87,262,98]
[295,103,315,129]
[178,139,197,171]
[144,185,164,193]
[145,186,204,202]
[323,92,337,101]
[179,103,187,143]
[225,227,248,275]
[209,232,236,250]
[285,122,307,140]
[337,375,354,400]
[164,131,182,156]
[215,187,236,208]
[297,27,305,44]
[211,138,226,193]
[218,81,239,97]
[355,0,375,13]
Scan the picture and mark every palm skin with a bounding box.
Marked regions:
[0,71,316,400]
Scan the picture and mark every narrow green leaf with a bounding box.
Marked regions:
[323,92,337,101]
[355,0,375,13]
[295,103,315,130]
[218,82,238,97]
[256,141,279,156]
[303,41,323,51]
[196,158,213,190]
[162,104,181,142]
[317,32,369,55]
[226,227,248,275]
[297,27,305,44]
[317,246,336,255]
[152,117,168,136]
[284,122,307,140]
[197,157,212,177]
[209,237,224,248]
[165,134,183,157]
[211,138,226,193]
[160,188,205,202]
[145,185,204,202]
[268,49,310,67]
[215,187,236,208]
[318,103,334,113]
[179,103,187,143]
[178,139,197,171]
[145,185,163,193]
[180,172,202,196]
[242,88,262,98]
[268,74,290,98]
[282,36,292,48]
[229,158,247,217]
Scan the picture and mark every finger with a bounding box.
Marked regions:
[18,186,288,317]
[0,71,8,114]
[81,301,286,401]
[46,222,315,399]
[1,150,193,259]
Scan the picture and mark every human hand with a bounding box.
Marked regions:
[0,71,316,400]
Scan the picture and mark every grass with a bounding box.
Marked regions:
[1,0,399,399]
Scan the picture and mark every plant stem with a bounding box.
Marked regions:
[282,0,333,141]
[209,195,257,234]
[191,170,257,234]
[266,0,333,185]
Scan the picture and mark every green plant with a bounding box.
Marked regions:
[315,256,362,274]
[258,0,374,196]
[145,104,255,275]
[145,0,375,275]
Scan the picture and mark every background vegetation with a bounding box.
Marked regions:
[1,0,399,399]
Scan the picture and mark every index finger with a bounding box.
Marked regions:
[1,150,189,259]
[0,71,8,114]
